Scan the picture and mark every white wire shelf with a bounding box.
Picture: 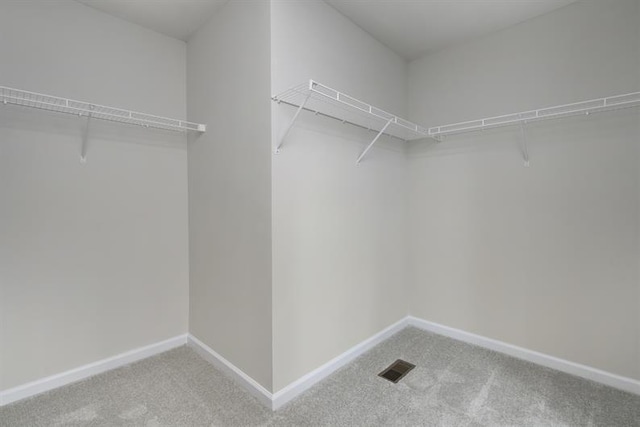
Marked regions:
[273,80,429,142]
[272,80,430,164]
[428,91,640,138]
[0,86,206,133]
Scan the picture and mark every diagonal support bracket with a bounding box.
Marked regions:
[275,93,310,154]
[356,119,394,164]
[519,121,530,167]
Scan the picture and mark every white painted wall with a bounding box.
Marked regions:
[408,0,640,381]
[187,0,273,391]
[0,1,189,390]
[3,0,637,400]
[271,0,409,391]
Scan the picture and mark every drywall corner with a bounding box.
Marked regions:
[270,0,409,392]
[187,0,273,392]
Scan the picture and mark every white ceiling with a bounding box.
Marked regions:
[325,0,579,60]
[74,0,577,57]
[75,0,228,41]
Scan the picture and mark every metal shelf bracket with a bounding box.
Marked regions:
[519,121,530,167]
[80,106,94,163]
[356,118,394,164]
[274,93,310,154]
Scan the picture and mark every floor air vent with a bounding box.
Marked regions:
[378,359,415,383]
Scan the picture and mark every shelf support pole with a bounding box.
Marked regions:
[519,121,530,167]
[356,119,394,164]
[275,93,310,154]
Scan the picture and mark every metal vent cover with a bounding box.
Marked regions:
[378,359,415,383]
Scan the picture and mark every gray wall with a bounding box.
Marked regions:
[0,0,189,390]
[187,0,273,391]
[271,0,409,392]
[407,0,640,381]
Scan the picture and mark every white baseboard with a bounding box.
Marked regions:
[5,317,636,410]
[271,316,409,410]
[408,316,640,396]
[187,334,273,409]
[187,317,409,410]
[0,334,188,407]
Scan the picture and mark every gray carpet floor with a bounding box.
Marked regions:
[2,327,639,426]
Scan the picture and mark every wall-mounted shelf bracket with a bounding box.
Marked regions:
[275,93,310,154]
[80,107,94,163]
[356,118,393,164]
[519,121,530,168]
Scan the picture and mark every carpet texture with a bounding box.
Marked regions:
[2,327,639,426]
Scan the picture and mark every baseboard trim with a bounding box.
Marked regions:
[0,334,188,407]
[5,317,635,409]
[187,317,409,410]
[271,316,409,410]
[408,316,640,396]
[187,334,273,409]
